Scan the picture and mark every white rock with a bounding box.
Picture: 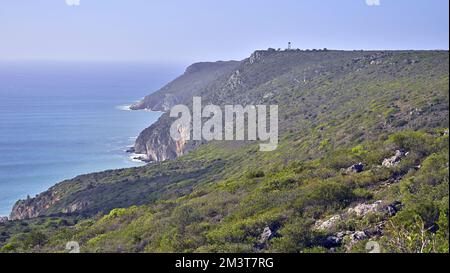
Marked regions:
[348,201,383,217]
[382,150,406,168]
[315,215,342,231]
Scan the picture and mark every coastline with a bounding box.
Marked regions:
[120,103,160,164]
[0,101,160,217]
[129,152,151,163]
[117,103,165,114]
[0,60,179,218]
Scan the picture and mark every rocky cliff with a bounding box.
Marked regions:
[133,114,196,162]
[10,190,62,220]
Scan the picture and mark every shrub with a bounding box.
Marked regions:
[386,131,434,156]
[299,180,355,210]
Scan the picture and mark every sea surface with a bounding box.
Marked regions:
[0,61,182,216]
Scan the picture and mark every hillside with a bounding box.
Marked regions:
[1,49,449,253]
[130,61,241,111]
[133,50,449,162]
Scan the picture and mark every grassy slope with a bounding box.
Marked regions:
[1,50,448,253]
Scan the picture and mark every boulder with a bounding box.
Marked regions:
[314,215,342,231]
[255,226,279,250]
[348,231,368,246]
[324,235,342,248]
[347,201,383,217]
[259,227,275,243]
[386,201,403,217]
[0,216,8,224]
[382,150,407,168]
[342,163,364,175]
[364,223,384,237]
[336,231,353,238]
[321,230,367,249]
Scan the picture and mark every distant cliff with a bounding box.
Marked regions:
[10,191,61,220]
[130,61,241,111]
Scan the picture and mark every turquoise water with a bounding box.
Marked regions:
[0,62,181,216]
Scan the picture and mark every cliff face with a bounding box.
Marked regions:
[134,114,195,161]
[10,191,61,220]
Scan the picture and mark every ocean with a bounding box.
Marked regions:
[0,61,182,216]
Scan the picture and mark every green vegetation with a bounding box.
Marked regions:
[0,50,448,253]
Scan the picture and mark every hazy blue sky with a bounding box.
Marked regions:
[0,0,448,64]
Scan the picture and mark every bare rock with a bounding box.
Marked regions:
[364,223,384,237]
[348,231,368,247]
[260,227,275,243]
[247,50,274,64]
[324,235,342,248]
[10,191,61,220]
[382,150,407,168]
[347,201,383,217]
[315,215,342,231]
[227,70,243,90]
[62,201,89,214]
[386,201,403,217]
[342,163,364,175]
[255,226,279,250]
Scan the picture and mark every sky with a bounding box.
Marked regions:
[0,0,448,65]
